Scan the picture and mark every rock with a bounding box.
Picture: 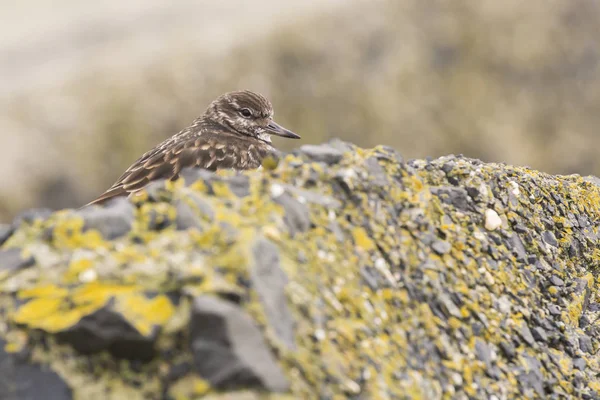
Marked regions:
[0,339,72,400]
[250,238,296,350]
[542,231,558,247]
[485,209,502,230]
[0,248,35,274]
[273,192,311,235]
[175,193,215,231]
[579,335,593,354]
[190,295,289,392]
[298,144,344,164]
[431,186,470,211]
[431,240,452,255]
[12,208,53,227]
[0,224,12,246]
[56,302,159,361]
[76,196,134,239]
[0,146,599,399]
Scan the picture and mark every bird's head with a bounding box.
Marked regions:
[204,90,300,143]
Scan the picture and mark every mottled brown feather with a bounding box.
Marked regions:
[86,134,271,206]
[86,90,298,207]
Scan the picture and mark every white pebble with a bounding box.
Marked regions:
[508,181,520,197]
[484,209,502,231]
[79,269,97,283]
[270,183,284,198]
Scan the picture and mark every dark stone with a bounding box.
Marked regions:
[250,238,296,350]
[273,192,311,236]
[0,224,13,246]
[0,338,72,400]
[513,223,528,234]
[431,240,451,255]
[165,362,193,383]
[579,335,593,354]
[519,356,545,397]
[542,231,558,247]
[298,144,344,165]
[56,302,157,361]
[430,187,470,211]
[189,295,289,392]
[0,248,35,274]
[499,341,516,360]
[76,197,134,240]
[507,233,527,261]
[466,186,480,200]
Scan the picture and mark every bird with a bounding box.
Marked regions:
[86,90,300,206]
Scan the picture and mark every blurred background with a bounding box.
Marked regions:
[1,0,600,222]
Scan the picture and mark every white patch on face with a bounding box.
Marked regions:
[258,132,272,143]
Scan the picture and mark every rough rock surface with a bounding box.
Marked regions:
[0,141,598,399]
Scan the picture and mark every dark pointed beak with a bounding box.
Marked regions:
[265,121,301,139]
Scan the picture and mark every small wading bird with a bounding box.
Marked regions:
[87,90,300,206]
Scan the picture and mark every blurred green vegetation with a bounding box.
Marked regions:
[2,0,600,221]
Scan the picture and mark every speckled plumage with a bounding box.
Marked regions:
[87,90,299,206]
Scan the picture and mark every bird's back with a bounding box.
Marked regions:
[87,128,274,206]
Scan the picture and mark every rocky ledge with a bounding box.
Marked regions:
[0,140,598,399]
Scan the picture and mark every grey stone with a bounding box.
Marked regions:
[273,192,311,236]
[507,233,527,262]
[520,324,536,346]
[179,167,216,187]
[299,144,344,165]
[0,224,12,246]
[431,240,452,255]
[542,231,558,247]
[579,335,593,354]
[437,293,461,318]
[284,185,341,209]
[250,238,296,350]
[175,193,214,231]
[0,248,35,274]
[190,295,289,392]
[365,157,388,186]
[583,175,600,187]
[531,327,548,342]
[573,357,587,371]
[325,138,355,154]
[0,338,72,400]
[76,197,134,239]
[474,339,493,370]
[520,356,545,397]
[227,175,250,198]
[549,275,564,287]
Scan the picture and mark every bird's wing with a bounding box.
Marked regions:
[86,135,244,206]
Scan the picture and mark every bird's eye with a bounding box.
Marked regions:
[239,108,253,118]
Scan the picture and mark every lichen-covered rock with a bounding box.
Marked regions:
[0,141,599,399]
